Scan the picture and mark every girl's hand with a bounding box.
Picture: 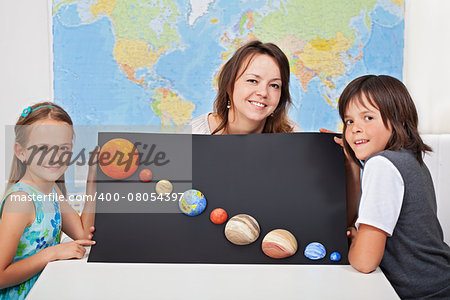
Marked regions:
[86,146,99,197]
[59,146,98,241]
[47,240,95,261]
[88,226,96,240]
[87,146,98,182]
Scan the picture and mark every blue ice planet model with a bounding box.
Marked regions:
[179,189,207,216]
[330,251,341,262]
[304,242,326,260]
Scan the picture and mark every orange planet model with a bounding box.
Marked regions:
[210,208,228,224]
[99,138,139,179]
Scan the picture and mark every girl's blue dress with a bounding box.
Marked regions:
[0,182,61,300]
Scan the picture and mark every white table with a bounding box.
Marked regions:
[27,248,399,300]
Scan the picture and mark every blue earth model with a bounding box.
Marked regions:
[304,242,326,260]
[179,189,207,216]
[330,251,341,262]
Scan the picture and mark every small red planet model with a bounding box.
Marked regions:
[139,169,153,182]
[210,208,228,224]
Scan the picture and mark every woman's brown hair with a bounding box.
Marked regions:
[6,101,73,197]
[339,75,431,166]
[212,40,294,134]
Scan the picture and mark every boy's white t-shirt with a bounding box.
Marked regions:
[355,156,405,236]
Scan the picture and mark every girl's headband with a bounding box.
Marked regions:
[21,105,55,118]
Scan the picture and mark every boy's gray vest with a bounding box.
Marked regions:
[366,149,450,299]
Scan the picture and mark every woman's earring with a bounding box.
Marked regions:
[227,100,231,109]
[270,112,274,117]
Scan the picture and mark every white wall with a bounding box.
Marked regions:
[423,135,450,244]
[403,0,450,134]
[0,0,52,187]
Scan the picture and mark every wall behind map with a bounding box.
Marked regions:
[0,0,449,188]
[403,1,450,134]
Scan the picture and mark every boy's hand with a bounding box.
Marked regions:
[347,226,357,243]
[321,128,361,227]
[319,128,343,147]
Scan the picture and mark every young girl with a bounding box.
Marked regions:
[0,102,97,299]
[191,40,301,134]
[340,75,450,299]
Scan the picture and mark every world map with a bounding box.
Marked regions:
[53,0,404,132]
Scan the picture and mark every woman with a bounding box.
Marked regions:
[191,40,301,134]
[192,40,358,226]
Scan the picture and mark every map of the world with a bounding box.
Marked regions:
[53,0,404,132]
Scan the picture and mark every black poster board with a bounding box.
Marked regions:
[88,133,349,264]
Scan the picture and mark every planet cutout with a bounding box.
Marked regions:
[261,229,298,259]
[139,169,153,182]
[99,138,139,180]
[330,251,341,262]
[210,208,228,224]
[179,189,207,216]
[304,242,326,260]
[155,179,173,195]
[224,214,260,245]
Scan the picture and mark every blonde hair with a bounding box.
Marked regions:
[5,102,73,197]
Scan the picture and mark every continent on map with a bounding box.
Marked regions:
[109,0,180,49]
[238,11,258,35]
[53,0,404,132]
[252,0,377,42]
[113,39,166,85]
[188,0,214,26]
[151,88,195,127]
[90,0,117,17]
[53,0,79,15]
[219,0,378,103]
[98,0,182,88]
[299,33,352,88]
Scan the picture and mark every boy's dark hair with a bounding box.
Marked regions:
[339,75,431,165]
